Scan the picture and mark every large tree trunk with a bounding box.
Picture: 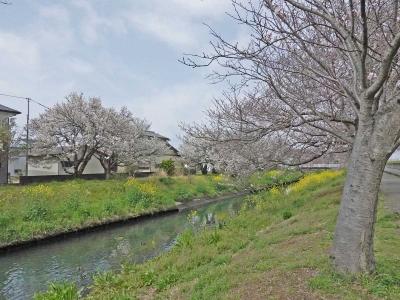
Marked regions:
[332,125,389,273]
[98,157,112,180]
[201,163,208,175]
[105,167,111,180]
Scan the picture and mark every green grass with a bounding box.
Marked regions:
[0,170,301,247]
[36,170,400,299]
[247,169,303,189]
[0,175,235,246]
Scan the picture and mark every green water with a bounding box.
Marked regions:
[0,196,244,299]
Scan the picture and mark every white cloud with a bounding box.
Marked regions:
[0,0,237,144]
[70,1,128,44]
[123,0,231,50]
[39,5,70,24]
[125,11,197,49]
[0,32,40,69]
[132,81,222,146]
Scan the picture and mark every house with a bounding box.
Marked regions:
[0,104,21,184]
[9,149,106,177]
[8,130,180,178]
[135,131,181,174]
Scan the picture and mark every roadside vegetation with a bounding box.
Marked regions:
[36,170,400,299]
[0,170,301,247]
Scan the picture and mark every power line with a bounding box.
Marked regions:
[0,92,50,176]
[0,92,49,109]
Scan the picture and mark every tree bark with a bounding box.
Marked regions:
[105,167,111,180]
[332,125,389,273]
[201,163,208,175]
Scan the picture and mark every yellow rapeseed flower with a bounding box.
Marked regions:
[290,170,344,193]
[25,184,54,198]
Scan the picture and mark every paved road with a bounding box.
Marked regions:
[381,172,400,213]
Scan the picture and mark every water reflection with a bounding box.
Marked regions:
[0,196,243,299]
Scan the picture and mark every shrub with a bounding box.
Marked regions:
[282,210,293,220]
[160,159,175,176]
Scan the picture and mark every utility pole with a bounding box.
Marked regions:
[0,93,49,176]
[25,98,30,176]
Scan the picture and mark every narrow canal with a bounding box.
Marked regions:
[0,196,244,299]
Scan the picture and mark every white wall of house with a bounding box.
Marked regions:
[58,156,104,175]
[8,137,181,177]
[30,160,59,176]
[9,155,106,176]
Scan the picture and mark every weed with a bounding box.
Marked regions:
[34,282,79,300]
[282,210,293,220]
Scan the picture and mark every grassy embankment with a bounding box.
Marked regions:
[0,171,301,247]
[38,170,400,299]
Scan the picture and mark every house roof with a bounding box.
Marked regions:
[144,130,180,156]
[144,130,169,141]
[0,104,21,115]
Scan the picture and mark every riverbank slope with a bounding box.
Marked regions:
[45,170,399,299]
[0,171,301,249]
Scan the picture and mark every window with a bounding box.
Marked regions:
[61,161,74,168]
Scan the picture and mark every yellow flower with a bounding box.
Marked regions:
[25,184,54,198]
[138,182,158,197]
[290,170,343,193]
[269,186,281,197]
[213,174,224,183]
[266,170,282,178]
[124,177,138,187]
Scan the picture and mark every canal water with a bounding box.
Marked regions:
[0,196,244,299]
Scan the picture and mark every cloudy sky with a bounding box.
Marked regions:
[0,0,241,146]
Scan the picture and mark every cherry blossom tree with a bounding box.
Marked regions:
[31,93,167,177]
[94,107,169,178]
[180,136,215,174]
[182,0,400,273]
[31,93,102,176]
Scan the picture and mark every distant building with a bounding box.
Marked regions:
[0,104,21,184]
[136,131,180,174]
[300,152,349,170]
[8,130,180,178]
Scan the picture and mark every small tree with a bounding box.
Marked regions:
[160,159,175,176]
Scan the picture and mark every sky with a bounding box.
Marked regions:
[0,0,241,147]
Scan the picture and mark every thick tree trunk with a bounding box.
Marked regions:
[201,164,208,175]
[332,127,389,273]
[105,167,111,180]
